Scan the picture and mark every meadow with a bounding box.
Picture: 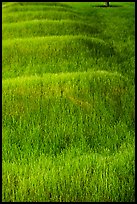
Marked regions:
[2,2,135,202]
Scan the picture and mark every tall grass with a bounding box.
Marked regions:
[2,2,135,202]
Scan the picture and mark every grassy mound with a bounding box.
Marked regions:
[3,71,134,157]
[2,9,81,23]
[2,36,116,79]
[2,142,134,202]
[2,2,135,202]
[2,20,100,40]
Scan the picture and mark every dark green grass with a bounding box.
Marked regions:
[2,2,135,202]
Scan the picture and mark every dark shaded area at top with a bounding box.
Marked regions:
[94,5,123,8]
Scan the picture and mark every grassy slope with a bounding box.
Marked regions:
[2,2,135,202]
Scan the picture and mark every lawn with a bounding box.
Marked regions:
[2,2,135,202]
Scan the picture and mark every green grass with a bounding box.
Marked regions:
[2,2,135,202]
[3,36,117,79]
[2,20,100,40]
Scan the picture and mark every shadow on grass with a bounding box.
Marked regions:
[94,5,123,8]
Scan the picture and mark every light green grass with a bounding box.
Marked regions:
[2,2,135,202]
[2,141,135,202]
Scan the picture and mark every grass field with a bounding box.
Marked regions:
[2,2,135,202]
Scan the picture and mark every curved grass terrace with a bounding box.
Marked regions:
[2,2,135,202]
[2,20,100,39]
